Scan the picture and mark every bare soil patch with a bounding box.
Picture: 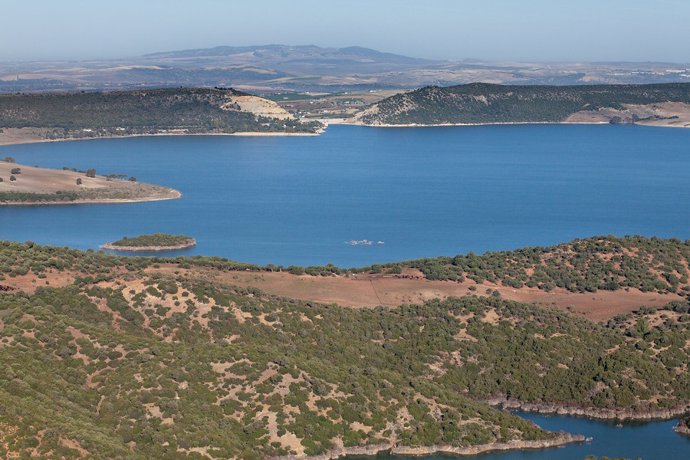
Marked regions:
[149,267,682,322]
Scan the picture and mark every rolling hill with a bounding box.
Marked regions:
[354,82,690,127]
[0,87,320,144]
[1,238,689,457]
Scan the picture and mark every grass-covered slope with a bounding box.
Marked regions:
[0,88,320,138]
[356,82,690,125]
[1,241,690,457]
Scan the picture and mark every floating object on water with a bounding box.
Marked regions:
[345,240,386,246]
[347,239,373,246]
[346,239,385,246]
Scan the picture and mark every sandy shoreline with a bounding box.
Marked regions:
[1,121,685,147]
[101,237,196,252]
[0,130,321,147]
[331,119,690,129]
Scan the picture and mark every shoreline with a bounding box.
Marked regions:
[487,397,690,422]
[1,120,685,148]
[271,433,587,460]
[0,189,182,206]
[100,237,196,252]
[0,130,321,147]
[328,119,690,129]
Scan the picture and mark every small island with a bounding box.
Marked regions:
[101,233,196,252]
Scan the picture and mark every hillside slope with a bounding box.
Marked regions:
[1,240,690,457]
[355,82,690,127]
[0,87,319,145]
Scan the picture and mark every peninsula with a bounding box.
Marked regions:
[0,161,180,204]
[353,82,690,127]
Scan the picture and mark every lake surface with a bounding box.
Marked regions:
[1,124,690,267]
[369,413,690,460]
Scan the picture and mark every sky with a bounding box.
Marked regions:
[2,0,689,63]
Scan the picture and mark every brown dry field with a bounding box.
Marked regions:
[566,102,690,128]
[3,264,681,322]
[0,161,180,203]
[1,162,120,194]
[148,266,683,322]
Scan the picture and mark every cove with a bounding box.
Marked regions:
[1,124,690,267]
[359,413,690,460]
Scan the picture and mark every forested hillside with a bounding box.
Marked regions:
[1,241,690,458]
[0,88,320,140]
[356,83,690,125]
[368,236,690,295]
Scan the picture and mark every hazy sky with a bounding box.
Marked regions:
[2,0,689,62]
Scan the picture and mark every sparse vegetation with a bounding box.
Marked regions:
[366,236,690,296]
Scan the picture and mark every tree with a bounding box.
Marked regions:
[129,177,137,182]
[635,318,650,337]
[2,156,16,163]
[76,178,82,185]
[10,175,16,181]
[10,168,21,175]
[86,169,96,178]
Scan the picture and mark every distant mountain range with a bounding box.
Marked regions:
[144,44,434,69]
[0,44,689,94]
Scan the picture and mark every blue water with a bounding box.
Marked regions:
[1,124,690,267]
[370,413,690,460]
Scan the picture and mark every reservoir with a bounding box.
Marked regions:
[1,124,690,267]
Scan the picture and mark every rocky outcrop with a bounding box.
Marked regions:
[389,434,587,456]
[272,433,586,460]
[675,419,690,436]
[487,397,690,421]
